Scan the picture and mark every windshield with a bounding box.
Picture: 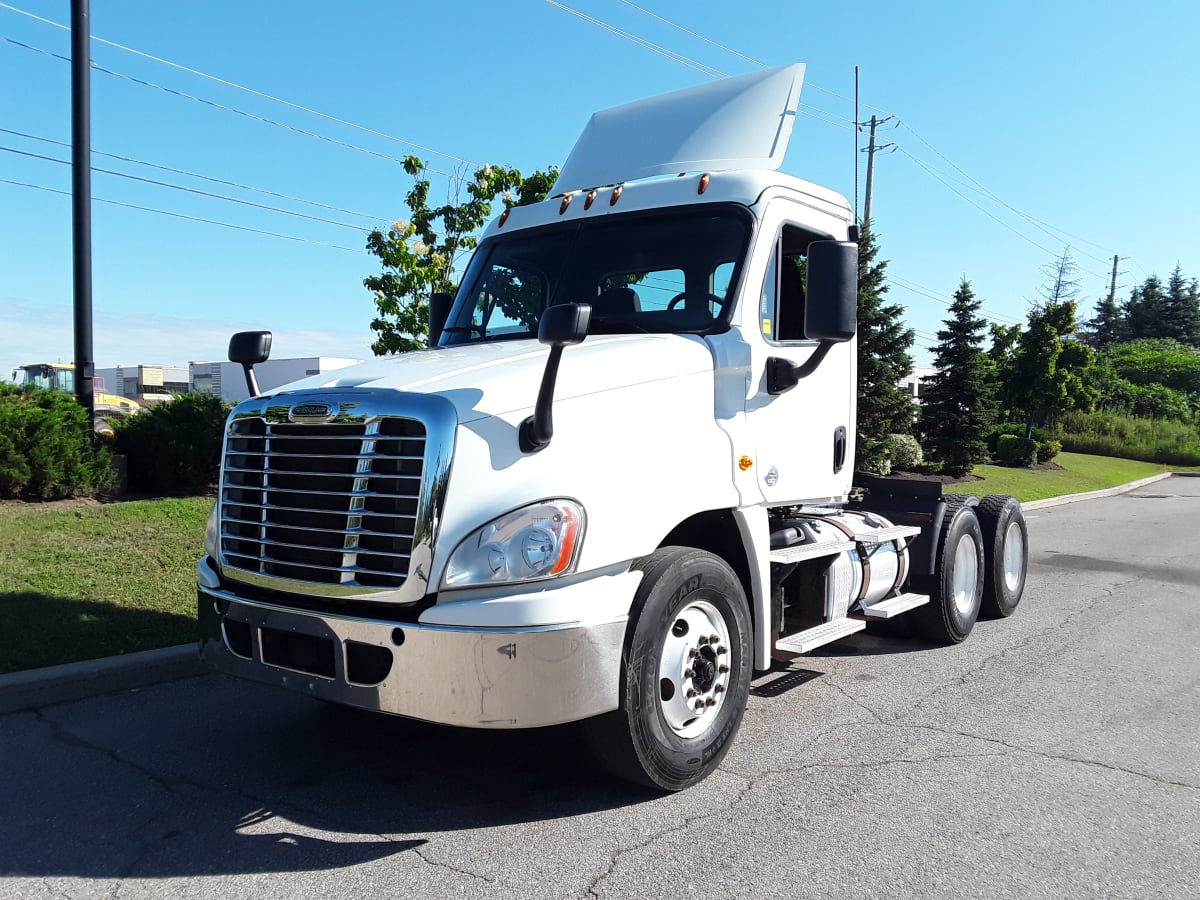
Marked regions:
[440,205,752,345]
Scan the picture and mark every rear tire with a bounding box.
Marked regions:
[976,495,1027,618]
[583,547,751,792]
[914,506,984,644]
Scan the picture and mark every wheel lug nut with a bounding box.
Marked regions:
[714,684,725,693]
[705,698,717,707]
[683,668,694,678]
[686,689,698,698]
[716,647,728,655]
[718,664,729,674]
[688,648,699,659]
[697,636,709,645]
[710,634,719,643]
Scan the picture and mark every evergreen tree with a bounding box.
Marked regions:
[917,278,997,476]
[1163,266,1200,346]
[1084,292,1126,348]
[1009,300,1096,435]
[855,222,915,472]
[1123,275,1168,340]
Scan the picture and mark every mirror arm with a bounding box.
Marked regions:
[241,364,260,398]
[766,342,834,395]
[519,346,565,453]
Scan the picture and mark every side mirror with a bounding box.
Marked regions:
[228,330,272,397]
[804,240,857,342]
[428,291,453,347]
[520,303,592,453]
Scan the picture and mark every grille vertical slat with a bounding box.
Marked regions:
[220,414,426,589]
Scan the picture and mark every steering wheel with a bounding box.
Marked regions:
[666,291,726,314]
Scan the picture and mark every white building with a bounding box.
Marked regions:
[899,365,938,404]
[189,357,363,403]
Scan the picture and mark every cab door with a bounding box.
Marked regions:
[742,218,856,505]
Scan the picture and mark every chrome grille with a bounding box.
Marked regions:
[220,415,426,590]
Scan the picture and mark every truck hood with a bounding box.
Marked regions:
[265,334,716,423]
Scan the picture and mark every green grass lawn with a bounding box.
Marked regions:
[949,451,1173,502]
[0,496,212,674]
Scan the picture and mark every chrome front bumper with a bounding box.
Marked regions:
[198,583,627,729]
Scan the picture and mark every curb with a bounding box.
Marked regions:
[1021,471,1174,511]
[0,643,205,715]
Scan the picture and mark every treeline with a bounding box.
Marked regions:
[855,233,1200,475]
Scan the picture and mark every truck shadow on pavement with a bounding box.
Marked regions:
[0,673,654,880]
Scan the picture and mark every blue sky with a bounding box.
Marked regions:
[2,0,1198,383]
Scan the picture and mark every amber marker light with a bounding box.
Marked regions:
[610,184,623,205]
[738,456,753,471]
[584,190,597,209]
[698,173,711,194]
[550,505,582,575]
[498,208,510,227]
[559,193,572,214]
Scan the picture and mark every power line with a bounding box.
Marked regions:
[0,127,390,221]
[0,178,366,252]
[0,144,374,231]
[545,1,726,78]
[887,274,1023,326]
[0,1,474,168]
[1,36,459,179]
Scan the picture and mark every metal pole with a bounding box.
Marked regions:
[71,0,94,425]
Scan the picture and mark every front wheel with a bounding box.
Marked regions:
[584,547,752,791]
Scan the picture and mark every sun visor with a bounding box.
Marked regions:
[551,63,805,194]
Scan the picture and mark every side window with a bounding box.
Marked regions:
[765,224,813,343]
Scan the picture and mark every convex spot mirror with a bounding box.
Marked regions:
[539,302,592,347]
[228,331,273,365]
[804,240,858,342]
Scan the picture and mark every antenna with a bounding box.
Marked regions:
[854,65,860,225]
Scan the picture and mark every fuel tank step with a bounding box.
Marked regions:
[774,617,866,655]
[853,524,922,543]
[855,591,930,619]
[769,539,854,565]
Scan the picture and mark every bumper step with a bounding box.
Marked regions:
[770,540,854,564]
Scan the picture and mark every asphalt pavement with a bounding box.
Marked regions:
[2,475,1198,898]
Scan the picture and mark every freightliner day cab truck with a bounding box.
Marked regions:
[199,64,1029,791]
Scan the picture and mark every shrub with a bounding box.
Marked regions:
[887,433,924,469]
[987,422,1058,455]
[996,434,1037,467]
[0,385,115,500]
[1057,410,1200,466]
[1036,439,1062,463]
[113,393,228,493]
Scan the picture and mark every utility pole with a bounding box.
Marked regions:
[861,114,894,226]
[1107,254,1120,305]
[71,0,94,426]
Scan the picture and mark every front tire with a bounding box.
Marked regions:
[584,547,752,791]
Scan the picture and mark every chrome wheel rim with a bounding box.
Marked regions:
[952,533,980,616]
[658,599,731,738]
[1003,521,1025,593]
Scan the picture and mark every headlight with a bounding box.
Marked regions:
[442,500,585,589]
[204,502,220,560]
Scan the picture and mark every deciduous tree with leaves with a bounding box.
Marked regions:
[364,157,557,354]
[855,222,915,473]
[917,278,997,476]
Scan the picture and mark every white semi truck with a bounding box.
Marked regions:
[198,64,1028,791]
